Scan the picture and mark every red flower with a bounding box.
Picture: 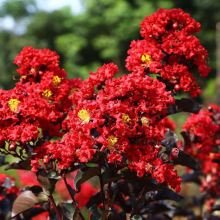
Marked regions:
[182,106,220,195]
[161,117,176,131]
[126,8,210,97]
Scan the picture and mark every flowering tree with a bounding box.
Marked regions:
[0,8,217,220]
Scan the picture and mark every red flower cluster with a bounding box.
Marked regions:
[182,106,220,199]
[0,8,215,219]
[1,9,211,197]
[182,108,219,158]
[161,117,176,131]
[0,47,82,157]
[31,62,182,192]
[126,8,210,97]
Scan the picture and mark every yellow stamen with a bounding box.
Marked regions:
[8,99,20,112]
[76,149,80,157]
[78,109,90,123]
[42,89,53,99]
[122,113,131,124]
[29,67,37,75]
[70,88,79,95]
[141,54,152,67]
[209,153,214,158]
[108,135,118,148]
[202,55,205,60]
[141,117,149,126]
[145,163,153,174]
[52,76,62,86]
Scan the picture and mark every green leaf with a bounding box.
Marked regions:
[0,155,8,167]
[47,171,62,180]
[101,210,111,220]
[37,170,59,196]
[11,186,48,218]
[131,215,142,220]
[59,202,76,220]
[66,182,77,198]
[89,205,102,220]
[5,157,31,170]
[74,167,99,191]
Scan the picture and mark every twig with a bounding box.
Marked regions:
[99,156,106,210]
[48,195,62,220]
[106,182,111,210]
[63,175,85,220]
[130,184,148,216]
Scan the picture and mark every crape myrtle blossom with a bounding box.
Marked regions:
[182,108,219,158]
[0,47,82,156]
[126,8,210,97]
[181,106,220,207]
[0,8,212,208]
[161,117,176,131]
[32,63,182,192]
[0,8,214,219]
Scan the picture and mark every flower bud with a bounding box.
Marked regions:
[171,148,179,160]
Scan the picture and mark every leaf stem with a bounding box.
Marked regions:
[130,184,148,216]
[106,182,111,209]
[48,195,62,220]
[63,175,85,220]
[99,156,106,210]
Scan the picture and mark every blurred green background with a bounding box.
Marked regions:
[0,0,219,104]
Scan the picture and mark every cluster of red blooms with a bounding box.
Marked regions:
[0,46,81,157]
[31,60,181,192]
[182,105,220,209]
[0,8,212,199]
[126,8,210,97]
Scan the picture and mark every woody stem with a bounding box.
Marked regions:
[63,175,85,220]
[130,184,148,216]
[48,195,62,220]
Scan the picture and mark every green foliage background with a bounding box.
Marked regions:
[0,0,219,102]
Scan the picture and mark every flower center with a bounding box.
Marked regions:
[52,76,62,86]
[141,54,152,67]
[8,99,20,112]
[78,109,90,123]
[70,88,79,95]
[42,89,53,99]
[108,135,118,148]
[122,113,131,124]
[29,67,37,76]
[141,117,149,126]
